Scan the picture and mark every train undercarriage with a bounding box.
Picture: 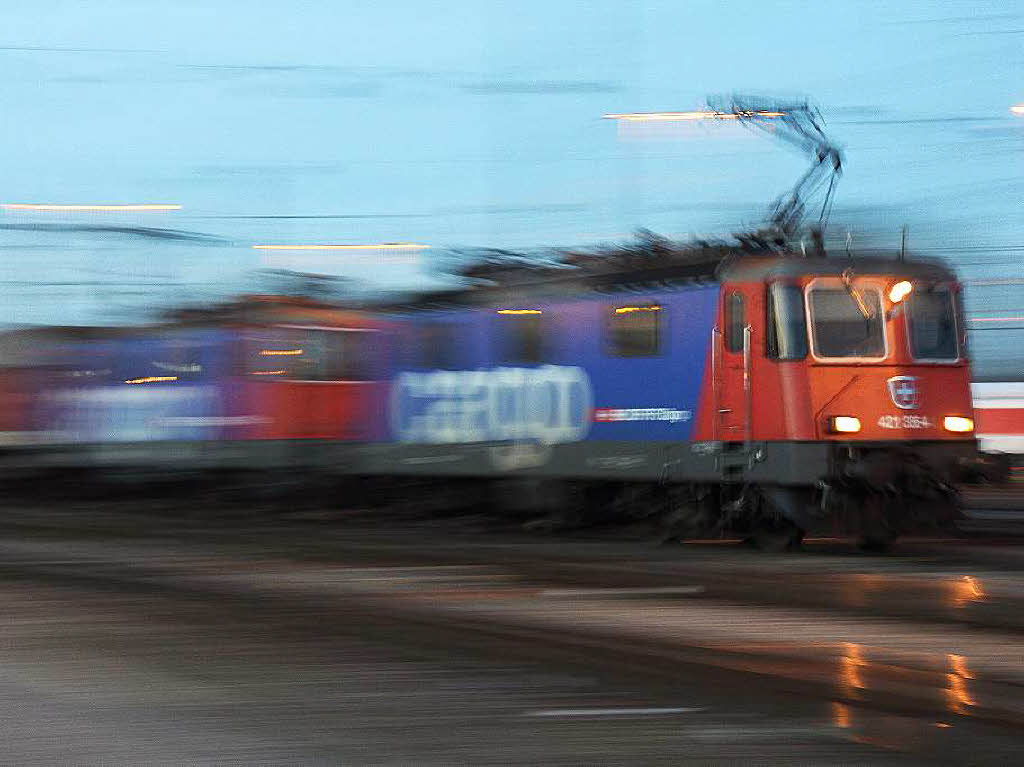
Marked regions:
[0,438,975,552]
[646,441,971,550]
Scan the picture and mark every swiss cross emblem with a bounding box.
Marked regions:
[887,376,920,410]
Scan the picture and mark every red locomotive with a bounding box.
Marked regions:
[684,254,975,546]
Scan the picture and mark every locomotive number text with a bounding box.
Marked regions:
[877,415,933,429]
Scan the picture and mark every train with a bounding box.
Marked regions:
[973,383,1024,456]
[0,245,985,548]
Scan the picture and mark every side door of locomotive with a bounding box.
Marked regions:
[715,287,755,443]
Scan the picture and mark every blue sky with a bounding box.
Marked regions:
[0,0,1022,372]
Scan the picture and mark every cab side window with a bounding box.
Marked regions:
[766,283,808,360]
[725,292,745,353]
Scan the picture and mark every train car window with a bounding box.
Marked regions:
[766,284,807,360]
[245,333,292,379]
[414,322,458,369]
[725,292,745,353]
[496,311,544,365]
[305,329,377,381]
[245,329,320,380]
[334,330,380,380]
[77,341,111,382]
[244,328,379,381]
[291,331,327,380]
[907,287,958,360]
[322,331,352,379]
[808,287,885,358]
[607,305,662,357]
[64,341,115,383]
[150,340,206,381]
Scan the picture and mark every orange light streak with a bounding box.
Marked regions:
[496,309,542,315]
[838,642,866,701]
[259,349,303,357]
[832,702,851,729]
[947,575,985,608]
[615,305,661,313]
[253,243,429,251]
[945,672,975,714]
[124,376,178,385]
[4,204,181,212]
[603,110,786,122]
[950,654,975,680]
[961,575,984,601]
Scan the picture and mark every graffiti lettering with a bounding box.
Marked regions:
[391,365,593,445]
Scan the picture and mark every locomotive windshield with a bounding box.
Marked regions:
[906,286,958,360]
[807,287,885,359]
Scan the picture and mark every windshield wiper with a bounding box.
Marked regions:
[841,269,874,320]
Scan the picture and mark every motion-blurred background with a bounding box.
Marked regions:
[3,4,1024,765]
[1,0,1021,377]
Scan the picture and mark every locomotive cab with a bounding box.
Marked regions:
[711,256,976,540]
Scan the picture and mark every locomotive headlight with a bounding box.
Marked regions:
[888,280,913,303]
[829,416,862,434]
[943,416,974,433]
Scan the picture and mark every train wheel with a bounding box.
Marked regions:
[857,535,895,553]
[522,481,618,532]
[659,484,718,543]
[748,521,805,552]
[856,494,897,552]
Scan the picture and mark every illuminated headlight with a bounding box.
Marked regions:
[943,416,974,433]
[888,280,913,303]
[829,416,862,434]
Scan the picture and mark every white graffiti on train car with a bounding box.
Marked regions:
[390,365,593,444]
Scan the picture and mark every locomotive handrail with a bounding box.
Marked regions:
[711,326,721,442]
[743,324,752,446]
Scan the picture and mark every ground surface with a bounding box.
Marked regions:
[1,491,1023,764]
